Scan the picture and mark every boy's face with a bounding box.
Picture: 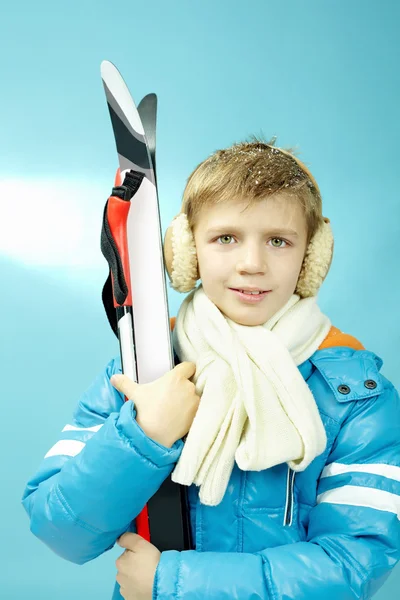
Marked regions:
[193,194,308,326]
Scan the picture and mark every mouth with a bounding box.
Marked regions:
[229,288,271,303]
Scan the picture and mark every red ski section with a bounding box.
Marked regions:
[136,505,150,542]
[114,168,122,187]
[107,168,133,308]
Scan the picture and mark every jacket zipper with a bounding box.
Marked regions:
[283,467,296,526]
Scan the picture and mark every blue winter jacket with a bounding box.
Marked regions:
[22,341,400,599]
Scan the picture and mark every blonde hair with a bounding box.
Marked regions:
[181,137,324,246]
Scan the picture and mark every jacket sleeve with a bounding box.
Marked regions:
[22,356,184,565]
[153,378,400,600]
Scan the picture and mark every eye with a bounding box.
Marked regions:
[217,235,235,245]
[269,238,288,248]
[215,235,290,247]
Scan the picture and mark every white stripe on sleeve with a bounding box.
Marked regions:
[321,462,400,482]
[44,440,85,459]
[317,484,400,519]
[62,424,103,433]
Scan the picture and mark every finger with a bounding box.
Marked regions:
[173,361,196,379]
[110,374,137,399]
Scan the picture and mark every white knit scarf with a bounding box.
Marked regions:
[171,285,332,506]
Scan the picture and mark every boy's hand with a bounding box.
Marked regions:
[116,533,161,600]
[110,362,200,448]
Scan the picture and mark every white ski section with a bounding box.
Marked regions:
[127,176,174,384]
[101,61,145,136]
[118,312,137,383]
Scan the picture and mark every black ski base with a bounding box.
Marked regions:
[147,477,193,551]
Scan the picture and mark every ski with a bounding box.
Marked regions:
[137,93,157,187]
[100,60,192,552]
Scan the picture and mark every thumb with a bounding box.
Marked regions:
[173,361,197,380]
[117,532,146,550]
[110,374,138,399]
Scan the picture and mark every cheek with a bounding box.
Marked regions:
[270,252,305,283]
[198,248,229,277]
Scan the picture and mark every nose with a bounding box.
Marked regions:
[235,241,268,275]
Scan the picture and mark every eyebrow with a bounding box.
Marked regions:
[205,226,299,237]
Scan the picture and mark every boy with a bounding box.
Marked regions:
[22,139,400,600]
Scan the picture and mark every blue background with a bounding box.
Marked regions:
[1,0,399,598]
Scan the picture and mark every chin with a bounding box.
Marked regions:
[221,309,268,327]
[236,316,266,327]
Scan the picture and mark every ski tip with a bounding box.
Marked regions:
[138,93,158,112]
[100,60,146,138]
[150,93,158,108]
[100,60,117,80]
